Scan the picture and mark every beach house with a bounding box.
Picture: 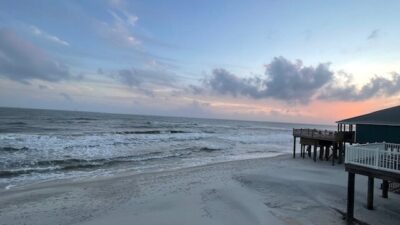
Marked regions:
[337,105,400,144]
[341,105,400,224]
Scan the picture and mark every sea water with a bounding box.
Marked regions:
[0,107,334,189]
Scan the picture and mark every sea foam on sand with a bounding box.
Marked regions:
[0,154,399,225]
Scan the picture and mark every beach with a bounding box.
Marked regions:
[1,1,400,224]
[1,154,399,225]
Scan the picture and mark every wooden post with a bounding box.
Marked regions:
[301,144,304,158]
[347,172,355,225]
[300,144,302,158]
[313,145,317,162]
[343,143,346,159]
[332,144,337,166]
[338,142,343,164]
[382,180,389,198]
[293,137,296,158]
[319,146,324,160]
[325,145,330,161]
[334,144,338,159]
[367,176,374,210]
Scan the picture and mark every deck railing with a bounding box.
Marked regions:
[345,143,400,174]
[293,128,354,142]
[293,128,337,140]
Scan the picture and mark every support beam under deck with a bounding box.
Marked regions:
[367,176,374,210]
[347,172,355,225]
[293,137,296,158]
[382,180,389,199]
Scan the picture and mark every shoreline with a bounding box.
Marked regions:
[1,152,287,193]
[1,154,399,225]
[1,153,288,194]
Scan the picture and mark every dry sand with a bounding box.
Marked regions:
[1,154,399,225]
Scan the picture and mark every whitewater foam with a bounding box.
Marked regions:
[0,107,335,189]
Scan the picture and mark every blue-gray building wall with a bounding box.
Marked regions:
[356,124,400,144]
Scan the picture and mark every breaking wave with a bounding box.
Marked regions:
[1,107,330,189]
[116,130,188,135]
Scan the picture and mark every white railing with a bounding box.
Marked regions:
[345,143,400,174]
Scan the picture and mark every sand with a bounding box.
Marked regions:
[1,154,399,225]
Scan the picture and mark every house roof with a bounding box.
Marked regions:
[337,105,400,126]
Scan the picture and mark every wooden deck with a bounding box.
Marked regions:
[345,143,400,224]
[293,128,354,142]
[292,128,355,165]
[345,143,400,173]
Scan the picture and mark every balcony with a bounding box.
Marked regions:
[345,143,400,174]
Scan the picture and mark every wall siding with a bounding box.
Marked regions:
[356,124,400,144]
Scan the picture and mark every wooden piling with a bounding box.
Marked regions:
[332,144,337,166]
[301,145,304,158]
[293,137,296,158]
[347,172,355,225]
[325,145,330,161]
[367,176,374,210]
[313,145,317,162]
[338,142,343,164]
[319,146,324,160]
[382,180,389,198]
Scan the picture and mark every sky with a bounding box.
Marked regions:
[0,0,400,124]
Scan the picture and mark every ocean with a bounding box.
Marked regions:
[0,107,334,189]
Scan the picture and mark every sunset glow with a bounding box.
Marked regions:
[1,0,400,124]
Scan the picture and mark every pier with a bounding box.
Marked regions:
[292,126,355,165]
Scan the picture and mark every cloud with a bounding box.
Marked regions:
[176,100,212,118]
[107,0,138,26]
[97,11,140,47]
[263,57,333,102]
[144,99,213,119]
[202,57,333,103]
[96,1,140,47]
[60,92,73,101]
[319,72,400,101]
[204,68,263,97]
[113,67,177,88]
[367,29,379,40]
[0,28,73,83]
[30,25,70,46]
[200,57,400,103]
[116,69,142,87]
[38,84,48,90]
[97,68,104,75]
